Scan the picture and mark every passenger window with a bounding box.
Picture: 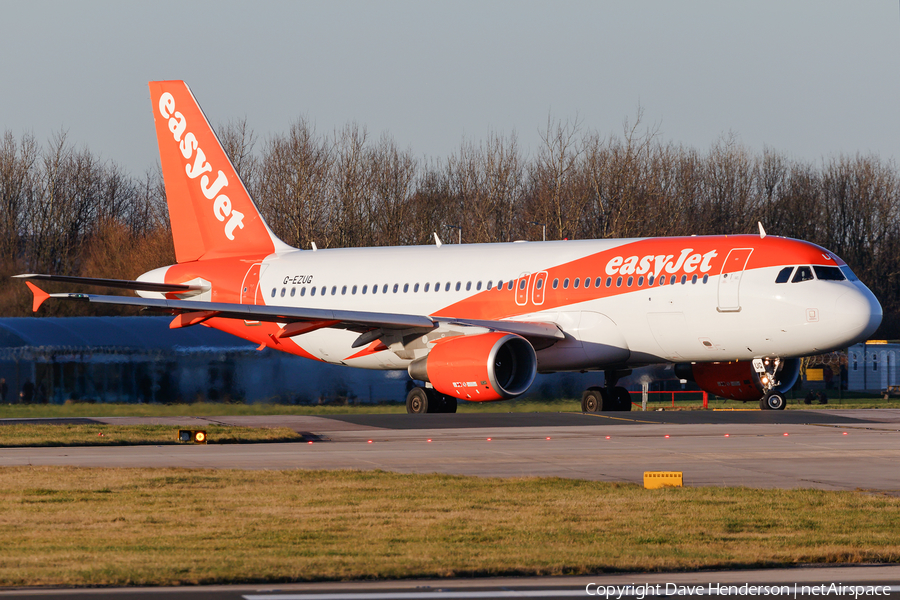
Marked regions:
[403,284,409,293]
[372,285,377,294]
[487,281,493,290]
[497,280,503,290]
[552,278,559,289]
[445,282,451,291]
[637,276,644,287]
[702,275,708,284]
[341,285,347,295]
[414,283,419,292]
[792,266,814,283]
[627,276,633,287]
[467,281,472,291]
[670,275,677,285]
[596,277,602,288]
[814,266,845,281]
[362,285,368,294]
[616,277,622,287]
[536,279,543,290]
[507,281,514,291]
[271,288,276,298]
[476,281,482,291]
[331,286,337,295]
[382,284,388,294]
[393,284,399,293]
[435,282,440,291]
[352,285,358,295]
[291,288,297,297]
[680,275,687,284]
[584,277,591,289]
[775,267,794,283]
[648,276,654,286]
[691,275,697,284]
[606,277,612,287]
[563,278,569,289]
[424,283,430,292]
[573,278,580,288]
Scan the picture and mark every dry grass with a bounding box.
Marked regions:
[0,467,897,586]
[0,424,302,447]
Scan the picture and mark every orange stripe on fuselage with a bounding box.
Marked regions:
[432,236,844,321]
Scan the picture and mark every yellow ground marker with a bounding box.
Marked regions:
[643,471,683,489]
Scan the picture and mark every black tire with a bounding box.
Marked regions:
[406,387,430,414]
[441,394,458,413]
[581,387,605,413]
[612,386,632,411]
[760,392,786,410]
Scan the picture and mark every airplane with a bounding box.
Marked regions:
[17,80,883,413]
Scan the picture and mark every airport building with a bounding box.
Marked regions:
[847,341,900,392]
[0,317,601,405]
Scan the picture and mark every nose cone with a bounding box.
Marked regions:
[835,284,882,345]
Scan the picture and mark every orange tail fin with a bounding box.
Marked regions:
[148,81,291,263]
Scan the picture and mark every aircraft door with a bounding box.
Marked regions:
[531,271,548,305]
[717,248,753,312]
[515,273,532,306]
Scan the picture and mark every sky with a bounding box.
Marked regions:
[2,1,899,176]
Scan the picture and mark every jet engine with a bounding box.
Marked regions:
[674,358,801,409]
[408,332,537,401]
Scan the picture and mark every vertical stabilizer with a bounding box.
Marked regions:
[148,80,291,262]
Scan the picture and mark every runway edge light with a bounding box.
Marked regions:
[644,471,683,489]
[178,430,207,444]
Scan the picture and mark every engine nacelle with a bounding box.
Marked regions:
[407,332,537,401]
[677,358,801,401]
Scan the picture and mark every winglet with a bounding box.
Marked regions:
[25,282,50,312]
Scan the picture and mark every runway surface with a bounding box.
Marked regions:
[1,565,898,599]
[2,409,899,492]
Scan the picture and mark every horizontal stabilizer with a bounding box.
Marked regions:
[14,274,205,294]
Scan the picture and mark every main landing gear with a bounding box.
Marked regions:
[406,386,458,414]
[581,370,632,413]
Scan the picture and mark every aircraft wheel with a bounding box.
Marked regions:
[760,392,786,410]
[613,386,632,411]
[582,387,606,413]
[441,394,458,413]
[406,387,430,414]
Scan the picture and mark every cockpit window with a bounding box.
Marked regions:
[791,266,814,283]
[813,266,845,281]
[775,267,793,283]
[840,265,859,281]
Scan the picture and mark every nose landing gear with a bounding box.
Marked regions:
[754,357,800,410]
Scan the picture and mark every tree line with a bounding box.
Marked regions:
[1,116,898,336]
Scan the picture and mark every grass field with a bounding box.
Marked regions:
[1,393,898,419]
[0,467,897,586]
[0,424,301,447]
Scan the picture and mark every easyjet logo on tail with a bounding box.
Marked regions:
[158,92,245,241]
[605,248,718,278]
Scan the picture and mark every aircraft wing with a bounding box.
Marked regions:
[21,280,564,343]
